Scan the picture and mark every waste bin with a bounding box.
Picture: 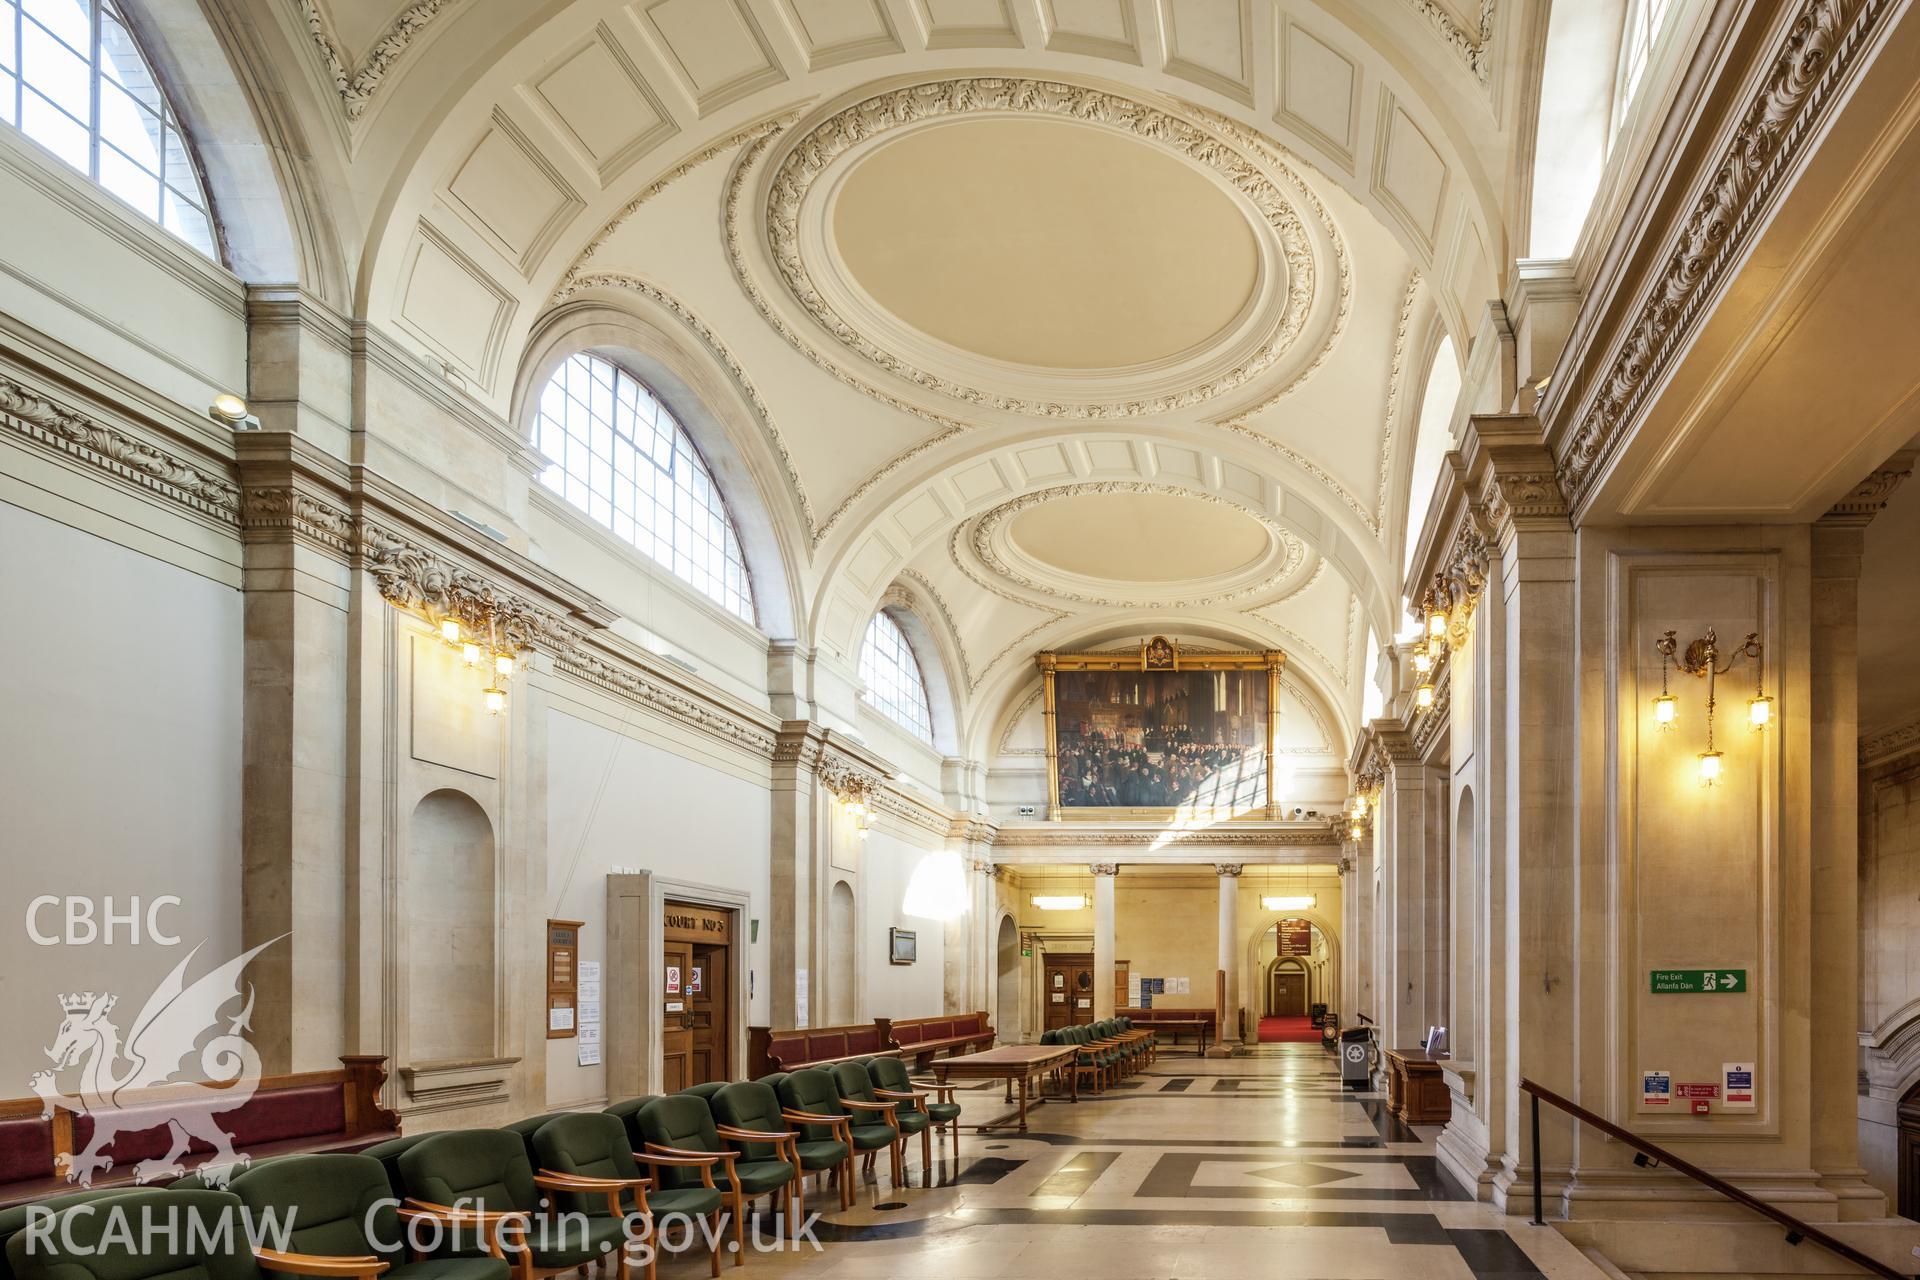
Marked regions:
[1340,1025,1374,1089]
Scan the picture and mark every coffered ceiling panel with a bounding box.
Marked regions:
[523,27,679,185]
[395,224,514,383]
[1373,91,1450,254]
[770,0,904,69]
[1278,20,1360,171]
[442,111,584,275]
[906,0,1024,48]
[1156,0,1256,105]
[631,0,786,116]
[1036,0,1142,63]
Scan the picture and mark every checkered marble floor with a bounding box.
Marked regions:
[646,1044,1609,1280]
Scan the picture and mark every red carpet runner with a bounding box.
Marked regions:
[1257,1015,1320,1043]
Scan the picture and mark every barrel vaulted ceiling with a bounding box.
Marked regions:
[254,0,1541,753]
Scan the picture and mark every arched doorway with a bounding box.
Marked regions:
[1244,909,1340,1045]
[1269,957,1310,1015]
[995,915,1021,1042]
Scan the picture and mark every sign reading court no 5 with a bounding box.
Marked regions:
[1651,969,1747,994]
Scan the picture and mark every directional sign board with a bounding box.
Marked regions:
[1650,969,1746,994]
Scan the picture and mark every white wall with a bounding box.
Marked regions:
[858,827,948,1019]
[542,703,772,1105]
[0,502,243,1084]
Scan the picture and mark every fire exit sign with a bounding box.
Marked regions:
[1650,969,1746,994]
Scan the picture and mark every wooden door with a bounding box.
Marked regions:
[663,940,694,1091]
[688,942,729,1084]
[1275,970,1307,1016]
[1043,953,1094,1029]
[1899,1091,1920,1220]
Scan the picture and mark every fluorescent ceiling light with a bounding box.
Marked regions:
[1262,895,1316,911]
[1030,895,1087,911]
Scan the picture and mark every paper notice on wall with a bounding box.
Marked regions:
[580,980,601,1002]
[1127,975,1141,1003]
[549,1006,574,1032]
[578,1023,600,1045]
[1172,977,1189,995]
[795,969,809,1028]
[579,962,601,983]
[576,1042,601,1066]
[580,1001,602,1024]
[1722,1062,1756,1110]
[1642,1070,1671,1106]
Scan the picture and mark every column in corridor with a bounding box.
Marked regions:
[1091,863,1117,1020]
[1209,864,1241,1056]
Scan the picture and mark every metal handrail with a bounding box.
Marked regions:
[1519,1078,1909,1280]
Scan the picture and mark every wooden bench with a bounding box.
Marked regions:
[0,1056,398,1208]
[748,1022,902,1077]
[881,1012,995,1070]
[1117,1007,1216,1054]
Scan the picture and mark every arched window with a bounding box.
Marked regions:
[535,352,756,624]
[860,610,934,745]
[2,0,216,255]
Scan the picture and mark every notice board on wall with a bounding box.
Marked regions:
[1278,920,1312,956]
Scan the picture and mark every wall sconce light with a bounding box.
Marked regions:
[1415,681,1435,710]
[207,393,259,429]
[1030,894,1088,911]
[1261,894,1316,911]
[1412,648,1433,676]
[435,611,523,716]
[1653,628,1766,787]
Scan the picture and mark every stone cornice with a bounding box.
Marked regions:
[1821,449,1916,527]
[774,722,893,796]
[554,649,781,758]
[1861,717,1920,770]
[1551,0,1896,510]
[0,371,240,524]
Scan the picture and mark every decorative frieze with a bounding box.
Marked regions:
[358,518,585,654]
[240,486,354,553]
[1861,717,1920,769]
[555,652,780,758]
[1557,0,1892,507]
[0,373,239,522]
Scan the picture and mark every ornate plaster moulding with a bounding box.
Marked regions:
[948,481,1312,611]
[729,76,1346,422]
[1405,0,1496,86]
[1555,0,1892,510]
[295,0,463,124]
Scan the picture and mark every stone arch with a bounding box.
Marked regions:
[1244,906,1341,1037]
[514,300,806,640]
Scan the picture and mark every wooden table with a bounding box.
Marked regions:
[1128,1019,1211,1055]
[932,1044,1078,1133]
[1383,1049,1452,1125]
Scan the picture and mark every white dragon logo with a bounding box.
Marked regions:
[29,937,282,1188]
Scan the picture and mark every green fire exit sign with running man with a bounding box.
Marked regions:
[1650,969,1747,993]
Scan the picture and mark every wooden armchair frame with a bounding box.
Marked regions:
[780,1109,855,1210]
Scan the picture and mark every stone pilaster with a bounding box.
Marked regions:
[234,432,355,1075]
[1465,414,1578,1215]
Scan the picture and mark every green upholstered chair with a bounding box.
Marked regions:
[500,1114,565,1168]
[709,1082,828,1219]
[677,1083,728,1103]
[772,1070,896,1198]
[752,1072,787,1092]
[529,1112,719,1280]
[359,1134,435,1199]
[396,1128,645,1280]
[866,1057,961,1165]
[602,1097,659,1154]
[0,1189,146,1280]
[636,1095,790,1269]
[5,1188,391,1280]
[828,1062,905,1185]
[228,1153,509,1280]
